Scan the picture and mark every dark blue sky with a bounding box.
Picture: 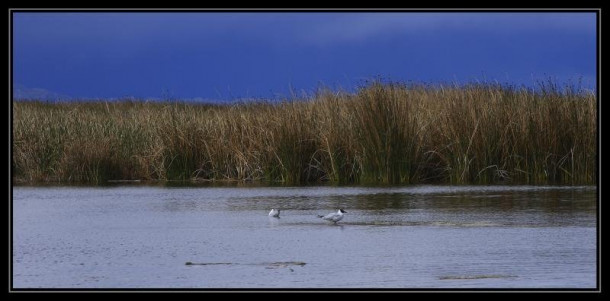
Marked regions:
[12,12,597,100]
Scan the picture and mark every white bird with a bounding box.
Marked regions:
[269,209,280,218]
[318,209,346,223]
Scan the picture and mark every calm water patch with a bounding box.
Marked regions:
[12,185,596,288]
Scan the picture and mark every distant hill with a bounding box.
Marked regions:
[13,84,71,101]
[11,84,264,104]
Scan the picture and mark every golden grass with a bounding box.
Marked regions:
[12,82,597,184]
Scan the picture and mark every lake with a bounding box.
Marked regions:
[12,185,597,289]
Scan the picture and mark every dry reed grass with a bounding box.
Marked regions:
[12,81,597,184]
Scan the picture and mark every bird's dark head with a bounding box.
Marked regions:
[339,209,347,213]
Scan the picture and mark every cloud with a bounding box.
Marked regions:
[295,12,596,46]
[14,12,596,50]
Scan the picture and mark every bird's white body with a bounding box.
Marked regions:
[269,209,280,218]
[318,209,346,223]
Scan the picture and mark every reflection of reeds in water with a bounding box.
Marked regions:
[12,81,596,185]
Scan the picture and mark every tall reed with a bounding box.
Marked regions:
[12,81,597,185]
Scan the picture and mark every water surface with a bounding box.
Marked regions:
[12,185,597,289]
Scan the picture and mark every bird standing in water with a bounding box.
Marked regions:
[269,209,280,218]
[318,209,346,224]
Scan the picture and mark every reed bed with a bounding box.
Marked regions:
[12,82,597,185]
